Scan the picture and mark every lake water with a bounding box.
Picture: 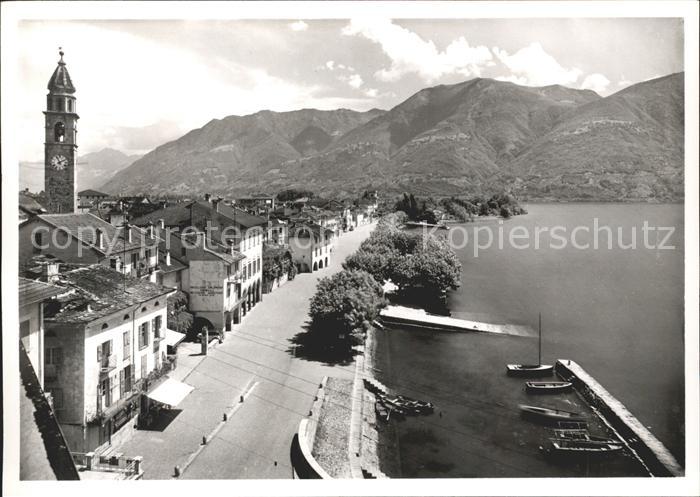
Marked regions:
[374,203,684,477]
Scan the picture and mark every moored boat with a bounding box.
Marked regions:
[547,438,624,455]
[519,404,587,423]
[525,381,573,393]
[507,364,554,377]
[552,429,615,443]
[507,313,553,377]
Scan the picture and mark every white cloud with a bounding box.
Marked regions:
[342,18,492,83]
[347,73,364,89]
[494,75,528,85]
[288,20,308,32]
[493,42,582,86]
[16,23,373,159]
[325,60,335,70]
[618,76,633,87]
[364,88,379,98]
[580,73,610,94]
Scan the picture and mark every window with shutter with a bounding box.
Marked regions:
[123,331,131,359]
[97,345,102,362]
[119,369,125,397]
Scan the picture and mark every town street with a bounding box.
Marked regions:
[110,222,375,479]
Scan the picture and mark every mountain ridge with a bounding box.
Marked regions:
[101,74,684,201]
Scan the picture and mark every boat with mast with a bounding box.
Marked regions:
[506,313,554,376]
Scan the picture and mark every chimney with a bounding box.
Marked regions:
[213,197,222,212]
[42,262,59,283]
[159,218,165,231]
[165,249,171,266]
[95,228,105,249]
[147,223,155,239]
[195,231,207,250]
[204,193,211,203]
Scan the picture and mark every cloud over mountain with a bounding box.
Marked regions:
[342,18,493,83]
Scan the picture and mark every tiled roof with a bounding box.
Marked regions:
[131,201,267,230]
[193,201,267,229]
[130,203,190,227]
[20,342,80,480]
[158,252,187,274]
[19,277,64,308]
[28,213,156,255]
[290,223,334,241]
[44,265,174,323]
[19,194,47,216]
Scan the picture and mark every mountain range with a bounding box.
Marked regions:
[20,148,141,192]
[101,73,684,202]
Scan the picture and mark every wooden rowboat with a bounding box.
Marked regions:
[525,381,573,393]
[548,438,624,454]
[519,404,587,423]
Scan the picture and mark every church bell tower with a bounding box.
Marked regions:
[44,48,78,213]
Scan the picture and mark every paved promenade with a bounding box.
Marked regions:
[110,223,375,479]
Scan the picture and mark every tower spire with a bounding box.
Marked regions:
[58,47,64,64]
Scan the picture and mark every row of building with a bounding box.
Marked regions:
[17,50,379,479]
[17,192,378,464]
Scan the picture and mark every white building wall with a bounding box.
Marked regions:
[240,228,263,299]
[82,300,168,420]
[288,235,312,271]
[188,260,226,313]
[19,302,44,387]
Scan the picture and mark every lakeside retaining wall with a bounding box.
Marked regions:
[291,377,332,479]
[555,359,683,477]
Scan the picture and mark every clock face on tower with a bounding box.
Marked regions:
[50,155,68,171]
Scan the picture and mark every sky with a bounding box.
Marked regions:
[14,17,683,160]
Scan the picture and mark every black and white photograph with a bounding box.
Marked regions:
[2,2,698,496]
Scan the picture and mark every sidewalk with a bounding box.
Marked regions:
[106,340,252,479]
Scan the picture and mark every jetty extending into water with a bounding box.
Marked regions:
[555,359,683,477]
[379,305,531,337]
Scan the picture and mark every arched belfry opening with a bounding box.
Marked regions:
[54,121,65,142]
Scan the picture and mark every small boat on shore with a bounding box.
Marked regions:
[525,381,573,393]
[507,313,553,377]
[519,404,587,423]
[546,438,624,455]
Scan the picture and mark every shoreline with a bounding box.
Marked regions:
[363,326,402,478]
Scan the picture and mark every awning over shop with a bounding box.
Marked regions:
[162,328,186,348]
[146,378,193,407]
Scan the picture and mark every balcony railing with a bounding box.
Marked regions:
[71,452,143,479]
[99,355,117,375]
